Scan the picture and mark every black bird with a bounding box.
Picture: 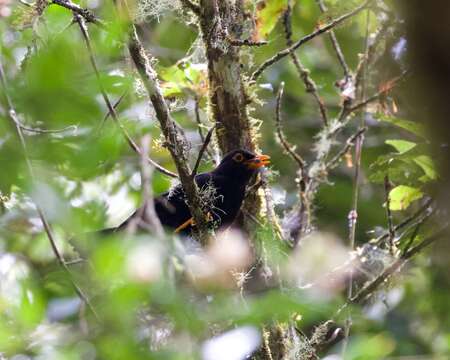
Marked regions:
[116,149,270,235]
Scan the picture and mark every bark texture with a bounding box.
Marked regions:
[199,0,257,154]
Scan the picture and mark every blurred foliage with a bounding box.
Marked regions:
[0,0,448,359]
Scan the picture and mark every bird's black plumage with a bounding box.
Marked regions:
[116,149,270,235]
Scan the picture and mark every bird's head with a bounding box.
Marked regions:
[214,149,270,182]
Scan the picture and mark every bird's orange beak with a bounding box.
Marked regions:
[245,154,271,169]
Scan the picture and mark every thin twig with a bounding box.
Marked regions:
[401,221,422,256]
[354,20,391,93]
[0,52,99,320]
[371,198,434,246]
[250,0,374,82]
[384,175,395,254]
[283,0,328,126]
[194,97,206,144]
[325,127,367,169]
[349,226,448,305]
[275,83,305,169]
[52,0,104,27]
[316,0,351,79]
[135,135,164,236]
[244,179,263,201]
[275,82,310,244]
[319,225,447,356]
[74,14,177,179]
[342,9,371,357]
[228,38,268,47]
[260,168,284,239]
[191,125,216,178]
[347,71,409,114]
[193,97,216,164]
[96,90,128,134]
[19,123,78,134]
[336,28,399,124]
[17,0,32,7]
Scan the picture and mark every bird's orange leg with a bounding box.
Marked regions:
[174,212,214,234]
[174,217,194,233]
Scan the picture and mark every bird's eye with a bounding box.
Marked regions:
[233,153,244,162]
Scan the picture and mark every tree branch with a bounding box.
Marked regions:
[325,127,367,170]
[127,26,211,243]
[371,198,434,246]
[346,71,409,115]
[228,38,268,47]
[275,82,306,170]
[52,0,104,27]
[275,82,310,244]
[191,124,216,178]
[194,96,216,163]
[250,0,374,82]
[349,226,448,304]
[283,0,328,126]
[75,14,177,179]
[316,0,351,79]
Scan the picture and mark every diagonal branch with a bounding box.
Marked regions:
[127,26,211,243]
[250,0,374,82]
[283,0,328,126]
[349,226,448,305]
[194,96,216,163]
[316,0,351,79]
[74,14,177,179]
[52,0,104,27]
[228,38,268,47]
[371,198,434,246]
[325,127,367,170]
[191,124,216,178]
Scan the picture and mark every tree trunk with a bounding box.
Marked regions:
[199,0,257,154]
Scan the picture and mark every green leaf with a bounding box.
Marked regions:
[369,155,423,185]
[389,185,424,211]
[256,0,289,39]
[159,62,205,97]
[385,139,417,154]
[377,114,426,138]
[13,33,102,128]
[413,155,438,181]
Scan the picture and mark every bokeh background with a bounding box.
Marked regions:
[0,0,448,359]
